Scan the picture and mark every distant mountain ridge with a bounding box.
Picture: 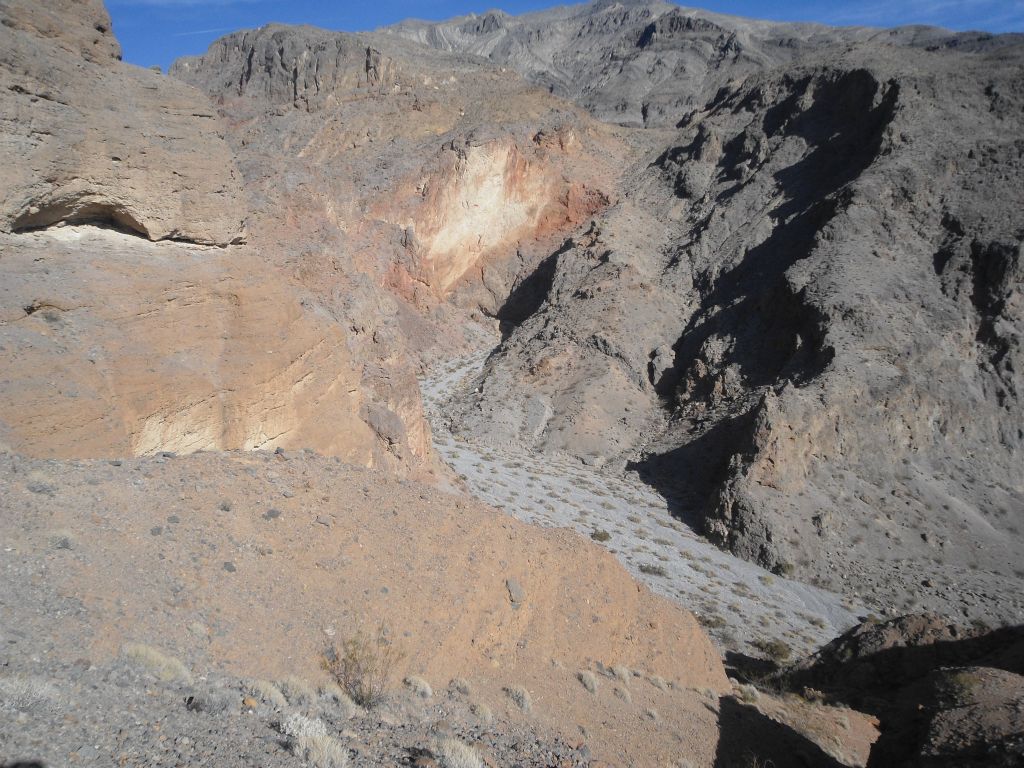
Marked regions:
[382,0,1022,126]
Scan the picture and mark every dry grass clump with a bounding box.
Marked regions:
[610,665,632,685]
[322,623,405,708]
[470,701,493,724]
[449,678,471,696]
[278,675,317,707]
[577,670,598,693]
[246,679,288,709]
[47,530,74,550]
[403,675,433,699]
[503,685,531,713]
[752,638,792,663]
[736,684,760,704]
[0,676,60,714]
[434,736,484,768]
[281,713,348,768]
[122,643,191,682]
[639,563,668,577]
[318,681,357,719]
[614,686,632,704]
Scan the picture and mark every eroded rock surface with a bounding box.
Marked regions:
[776,614,1024,768]
[439,41,1024,624]
[384,1,1022,127]
[0,0,246,244]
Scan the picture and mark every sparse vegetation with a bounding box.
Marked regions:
[0,676,59,714]
[278,675,317,707]
[639,563,667,577]
[322,623,405,708]
[648,675,667,691]
[318,681,357,719]
[610,665,631,684]
[281,713,349,768]
[246,678,288,709]
[590,529,611,542]
[577,670,598,693]
[736,684,760,704]
[434,736,484,768]
[503,684,531,712]
[403,675,433,698]
[752,639,792,663]
[470,701,493,723]
[122,643,191,682]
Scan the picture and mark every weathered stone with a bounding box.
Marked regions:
[0,0,245,245]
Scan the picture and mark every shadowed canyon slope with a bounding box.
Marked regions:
[391,4,1024,624]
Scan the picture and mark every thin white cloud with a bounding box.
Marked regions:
[171,26,237,36]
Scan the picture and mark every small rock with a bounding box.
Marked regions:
[506,578,525,608]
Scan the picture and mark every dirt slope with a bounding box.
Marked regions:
[0,449,727,766]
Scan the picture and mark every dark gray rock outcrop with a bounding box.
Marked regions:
[441,37,1024,623]
[171,24,395,111]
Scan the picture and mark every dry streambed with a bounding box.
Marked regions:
[422,349,864,657]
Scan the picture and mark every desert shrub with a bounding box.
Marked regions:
[434,736,484,768]
[698,613,727,630]
[577,670,598,693]
[470,701,493,724]
[736,684,760,704]
[281,713,348,768]
[0,676,59,714]
[318,681,357,719]
[503,685,531,712]
[322,623,405,708]
[122,643,191,682]
[449,678,471,696]
[590,529,611,542]
[639,563,667,577]
[403,675,433,698]
[614,686,632,704]
[48,530,74,550]
[752,639,791,663]
[610,665,631,684]
[246,679,287,709]
[277,675,317,707]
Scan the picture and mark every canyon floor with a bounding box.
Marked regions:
[421,341,863,658]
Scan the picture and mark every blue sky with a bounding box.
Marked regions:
[106,0,1024,70]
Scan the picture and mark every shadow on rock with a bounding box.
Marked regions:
[715,697,845,768]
